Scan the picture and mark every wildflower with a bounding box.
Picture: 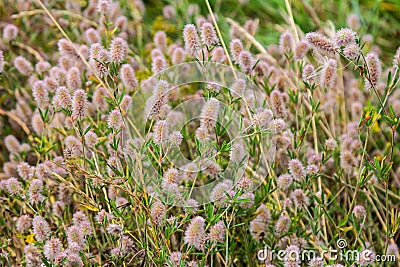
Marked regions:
[32,215,51,242]
[95,209,114,224]
[58,182,72,205]
[25,244,41,266]
[153,120,169,145]
[279,31,293,54]
[115,15,128,31]
[169,131,183,146]
[52,201,65,218]
[284,245,300,266]
[277,174,293,191]
[340,150,356,173]
[294,40,309,60]
[65,135,83,156]
[44,238,62,261]
[238,50,254,73]
[184,216,206,251]
[334,28,357,46]
[200,22,219,46]
[183,24,200,57]
[120,64,138,92]
[65,253,83,267]
[393,47,400,71]
[97,0,111,13]
[58,38,79,59]
[184,199,199,214]
[35,61,50,74]
[151,201,166,225]
[107,109,123,129]
[67,225,85,249]
[32,80,49,108]
[203,160,223,179]
[151,48,164,59]
[93,86,109,110]
[72,89,88,120]
[306,164,319,175]
[200,98,219,131]
[211,46,226,63]
[28,179,44,204]
[353,205,366,221]
[319,59,337,88]
[237,175,252,191]
[364,52,382,90]
[187,261,199,267]
[231,78,246,97]
[270,118,287,133]
[109,37,128,63]
[66,67,81,90]
[54,86,72,109]
[151,55,168,73]
[118,235,135,256]
[146,80,169,119]
[244,19,258,35]
[357,249,376,266]
[308,258,324,267]
[305,32,337,56]
[386,243,399,257]
[163,5,176,19]
[181,163,198,182]
[169,251,182,266]
[3,24,18,40]
[154,31,167,50]
[72,211,89,226]
[84,28,100,44]
[230,39,243,62]
[84,131,98,148]
[0,50,4,73]
[237,192,255,209]
[275,214,291,235]
[270,90,287,118]
[163,168,179,186]
[14,56,33,75]
[171,47,186,64]
[347,14,361,30]
[208,220,225,243]
[5,135,21,154]
[106,156,121,176]
[16,215,32,233]
[302,64,316,83]
[230,142,246,163]
[288,159,306,181]
[291,189,310,208]
[250,219,267,241]
[6,177,23,196]
[254,109,273,128]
